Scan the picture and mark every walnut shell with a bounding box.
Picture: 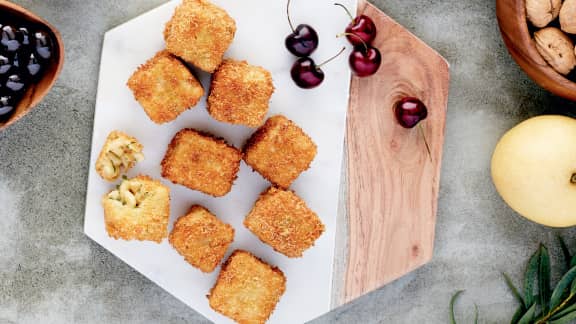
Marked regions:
[526,0,562,28]
[534,27,576,75]
[560,0,576,34]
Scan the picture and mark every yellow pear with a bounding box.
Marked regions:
[491,115,576,227]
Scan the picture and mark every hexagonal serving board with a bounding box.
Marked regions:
[84,0,449,323]
[85,0,354,323]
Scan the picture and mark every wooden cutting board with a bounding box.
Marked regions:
[338,0,450,305]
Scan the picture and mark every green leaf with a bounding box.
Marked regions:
[550,265,576,310]
[525,248,541,307]
[551,303,576,320]
[518,303,537,324]
[450,290,464,324]
[558,235,572,269]
[474,304,479,324]
[504,272,526,307]
[511,305,527,324]
[570,255,576,269]
[550,310,576,324]
[539,245,551,313]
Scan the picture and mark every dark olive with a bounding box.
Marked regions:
[0,95,15,117]
[6,74,25,92]
[34,31,52,60]
[26,53,41,78]
[1,25,21,52]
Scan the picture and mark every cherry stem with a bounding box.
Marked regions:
[337,32,368,52]
[571,173,576,184]
[316,47,347,69]
[334,3,354,21]
[287,0,295,33]
[418,123,433,163]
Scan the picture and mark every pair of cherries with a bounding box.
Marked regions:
[285,1,381,89]
[335,3,382,77]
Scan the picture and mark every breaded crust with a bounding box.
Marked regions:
[164,0,236,72]
[161,129,242,197]
[244,115,317,189]
[95,130,144,182]
[244,187,325,258]
[101,175,170,242]
[127,50,204,124]
[208,59,275,127]
[208,250,286,324]
[169,205,234,273]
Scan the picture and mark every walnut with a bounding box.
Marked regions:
[534,27,576,75]
[560,0,576,34]
[526,0,562,28]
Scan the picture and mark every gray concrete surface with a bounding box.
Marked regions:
[2,0,576,323]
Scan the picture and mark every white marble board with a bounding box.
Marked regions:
[84,0,355,323]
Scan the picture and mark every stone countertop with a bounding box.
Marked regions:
[1,0,576,323]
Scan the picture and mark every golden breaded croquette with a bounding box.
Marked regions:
[164,0,236,72]
[207,59,274,127]
[208,250,286,324]
[127,50,204,124]
[161,129,242,197]
[243,115,317,189]
[95,130,144,182]
[169,205,234,273]
[244,187,324,258]
[102,175,170,242]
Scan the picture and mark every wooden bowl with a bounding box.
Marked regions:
[0,0,64,131]
[497,0,576,101]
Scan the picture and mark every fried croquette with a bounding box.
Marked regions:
[164,0,236,72]
[243,115,317,189]
[207,59,274,127]
[127,50,204,124]
[244,187,324,258]
[208,250,286,324]
[161,129,242,197]
[169,205,234,273]
[95,130,144,182]
[102,175,170,242]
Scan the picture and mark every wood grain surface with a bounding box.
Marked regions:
[341,0,449,305]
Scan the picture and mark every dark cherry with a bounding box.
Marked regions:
[285,0,318,57]
[291,57,324,89]
[26,53,41,78]
[349,45,381,77]
[1,25,21,52]
[346,15,376,46]
[394,97,428,128]
[0,54,10,75]
[0,95,15,117]
[6,74,25,92]
[291,47,346,89]
[34,30,52,60]
[285,25,319,57]
[335,3,377,46]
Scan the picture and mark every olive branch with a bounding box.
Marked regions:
[451,236,576,324]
